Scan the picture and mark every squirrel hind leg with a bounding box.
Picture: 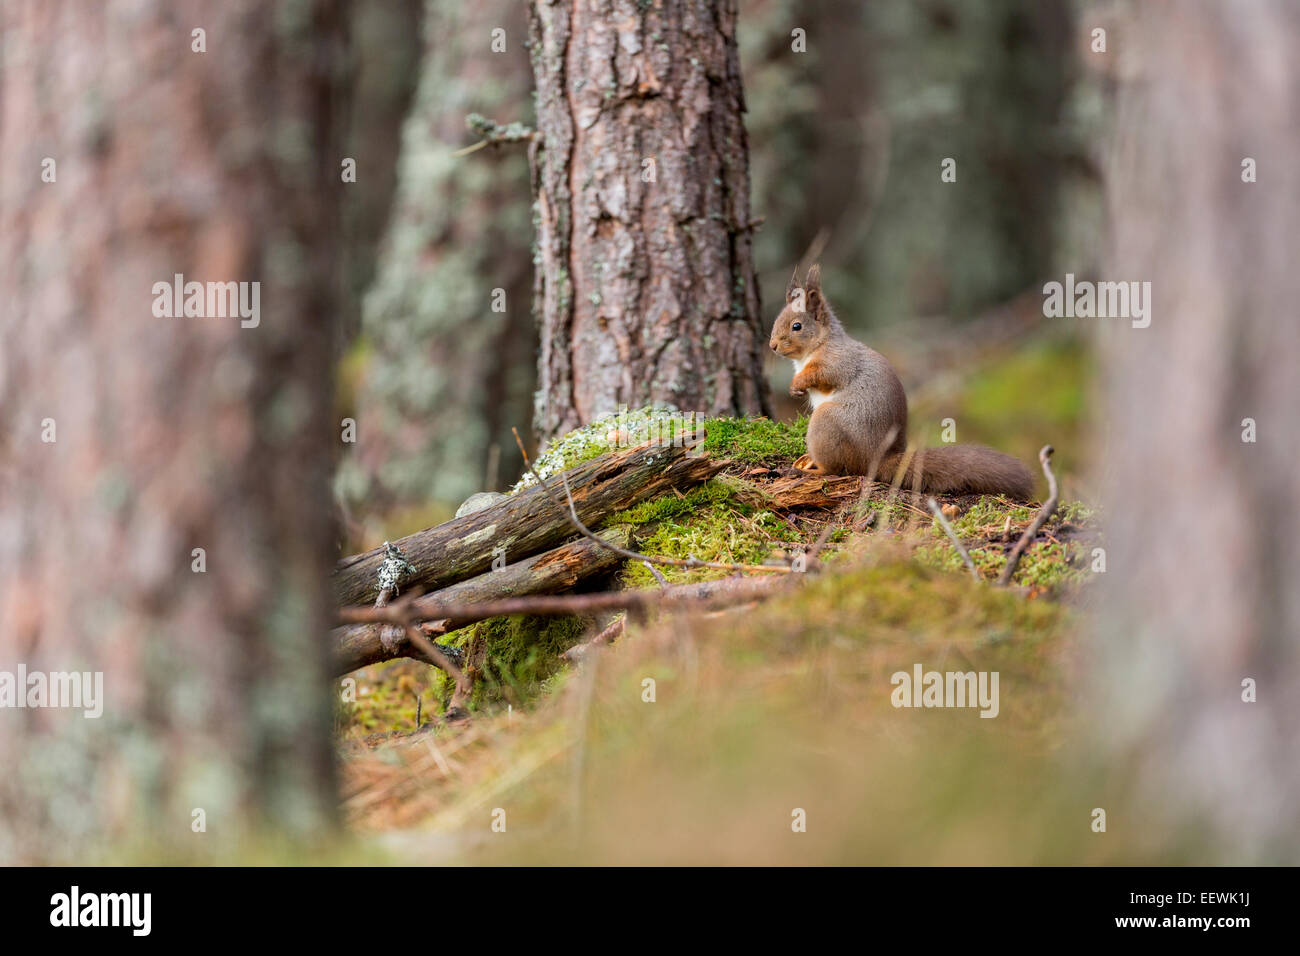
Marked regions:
[804,404,862,475]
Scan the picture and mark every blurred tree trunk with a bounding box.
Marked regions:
[529,0,773,441]
[858,0,1075,321]
[0,0,345,862]
[341,0,535,516]
[338,0,423,347]
[1098,0,1300,860]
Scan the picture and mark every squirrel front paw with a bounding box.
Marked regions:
[789,386,807,399]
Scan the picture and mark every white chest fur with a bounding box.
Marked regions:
[791,357,834,409]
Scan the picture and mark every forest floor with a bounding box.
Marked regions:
[327,333,1165,863]
[330,332,1211,863]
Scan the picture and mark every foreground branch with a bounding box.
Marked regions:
[998,445,1059,586]
[340,573,792,633]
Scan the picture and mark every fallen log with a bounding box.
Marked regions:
[333,527,632,675]
[332,440,723,607]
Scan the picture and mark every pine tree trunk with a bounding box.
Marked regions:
[0,0,345,862]
[1097,0,1300,860]
[529,0,773,441]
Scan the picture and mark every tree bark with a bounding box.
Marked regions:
[1097,0,1300,860]
[528,0,773,441]
[0,0,345,862]
[332,439,723,607]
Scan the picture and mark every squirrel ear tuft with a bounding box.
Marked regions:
[786,267,799,302]
[804,263,822,292]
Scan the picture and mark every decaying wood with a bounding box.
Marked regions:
[333,527,632,675]
[332,440,723,607]
[766,474,864,509]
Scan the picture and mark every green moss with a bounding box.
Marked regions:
[763,559,1071,648]
[915,537,1091,590]
[336,660,441,739]
[605,478,742,526]
[702,415,808,464]
[432,614,589,711]
[945,497,1037,537]
[1056,499,1097,525]
[916,496,1099,589]
[606,480,801,587]
[511,405,698,493]
[850,495,916,530]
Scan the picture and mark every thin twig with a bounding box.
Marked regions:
[401,621,473,717]
[641,561,670,589]
[998,445,1059,586]
[928,497,980,581]
[449,139,490,157]
[453,114,537,156]
[340,574,787,629]
[511,428,793,575]
[808,521,838,561]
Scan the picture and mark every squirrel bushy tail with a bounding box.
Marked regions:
[879,444,1035,499]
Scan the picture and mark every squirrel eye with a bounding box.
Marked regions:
[791,322,802,331]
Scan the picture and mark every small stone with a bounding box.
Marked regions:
[456,491,507,518]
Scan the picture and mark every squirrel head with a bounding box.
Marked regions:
[769,263,832,359]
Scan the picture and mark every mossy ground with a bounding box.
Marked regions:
[915,496,1101,592]
[431,613,590,711]
[603,477,803,586]
[701,415,808,463]
[337,553,1188,864]
[328,340,1144,862]
[338,412,1100,738]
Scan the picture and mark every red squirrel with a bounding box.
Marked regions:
[769,265,1034,500]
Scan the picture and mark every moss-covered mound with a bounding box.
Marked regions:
[337,411,1099,738]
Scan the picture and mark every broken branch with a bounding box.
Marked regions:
[998,445,1059,586]
[928,497,980,581]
